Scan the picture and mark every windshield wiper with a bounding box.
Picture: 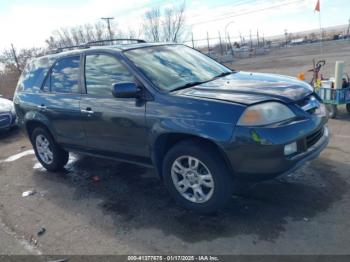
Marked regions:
[212,71,232,80]
[170,81,206,92]
[170,72,233,92]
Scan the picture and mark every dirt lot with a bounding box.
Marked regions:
[230,40,350,81]
[0,40,350,256]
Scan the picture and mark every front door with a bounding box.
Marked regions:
[80,53,148,157]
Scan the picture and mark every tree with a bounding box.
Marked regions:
[163,2,186,42]
[0,46,44,98]
[45,22,110,49]
[0,46,43,72]
[143,2,186,42]
[143,8,161,42]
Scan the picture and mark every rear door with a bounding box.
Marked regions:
[14,57,52,125]
[80,52,148,157]
[39,55,86,147]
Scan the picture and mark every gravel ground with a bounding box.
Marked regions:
[0,40,350,255]
[229,40,350,81]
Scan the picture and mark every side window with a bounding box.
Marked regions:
[51,56,80,94]
[85,54,134,97]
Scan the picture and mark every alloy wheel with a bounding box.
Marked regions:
[35,134,54,164]
[171,155,214,203]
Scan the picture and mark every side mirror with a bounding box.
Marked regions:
[111,82,141,98]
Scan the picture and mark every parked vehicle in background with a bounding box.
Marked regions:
[14,40,329,213]
[0,97,17,131]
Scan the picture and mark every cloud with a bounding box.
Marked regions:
[0,0,348,50]
[0,0,150,50]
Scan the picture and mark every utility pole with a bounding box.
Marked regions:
[207,31,210,56]
[239,32,243,45]
[218,31,223,55]
[10,43,21,73]
[263,33,265,47]
[224,21,235,53]
[101,17,114,40]
[257,29,260,47]
[191,32,195,48]
[249,29,252,48]
[346,18,350,37]
[284,29,288,47]
[227,32,234,57]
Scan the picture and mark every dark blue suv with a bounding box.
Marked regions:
[14,40,329,212]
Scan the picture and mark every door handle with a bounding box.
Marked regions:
[81,108,94,115]
[37,105,47,110]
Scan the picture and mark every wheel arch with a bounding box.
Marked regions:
[151,132,233,180]
[24,112,54,142]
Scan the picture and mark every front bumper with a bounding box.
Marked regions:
[0,112,17,130]
[224,115,329,181]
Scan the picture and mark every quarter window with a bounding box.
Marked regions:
[17,57,52,93]
[85,54,134,97]
[50,56,80,94]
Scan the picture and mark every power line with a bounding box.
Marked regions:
[113,0,256,20]
[188,0,258,21]
[111,0,174,17]
[188,0,305,26]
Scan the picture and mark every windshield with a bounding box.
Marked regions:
[124,45,232,91]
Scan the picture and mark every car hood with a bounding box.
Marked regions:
[0,98,14,113]
[175,71,313,105]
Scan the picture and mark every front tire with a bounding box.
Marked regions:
[163,140,234,213]
[31,127,69,171]
[346,104,350,114]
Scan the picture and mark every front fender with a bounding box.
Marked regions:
[149,118,234,147]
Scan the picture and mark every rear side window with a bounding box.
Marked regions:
[16,57,51,93]
[85,54,134,97]
[50,56,80,94]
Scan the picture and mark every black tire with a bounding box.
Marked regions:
[163,140,234,213]
[326,104,337,119]
[346,104,350,114]
[31,127,69,171]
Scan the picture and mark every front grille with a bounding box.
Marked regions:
[306,127,324,148]
[0,113,12,129]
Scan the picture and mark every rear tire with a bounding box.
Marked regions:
[163,140,234,213]
[346,104,350,114]
[31,127,69,171]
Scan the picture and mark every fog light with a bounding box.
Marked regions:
[284,142,297,156]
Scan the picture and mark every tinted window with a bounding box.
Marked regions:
[51,56,80,94]
[17,57,52,93]
[85,54,134,97]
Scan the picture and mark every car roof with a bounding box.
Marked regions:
[42,42,178,60]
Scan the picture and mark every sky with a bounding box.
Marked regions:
[0,0,349,50]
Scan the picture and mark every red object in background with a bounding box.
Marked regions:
[314,0,320,12]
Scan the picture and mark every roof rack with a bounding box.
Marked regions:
[48,38,146,54]
[85,38,146,46]
[48,44,89,54]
